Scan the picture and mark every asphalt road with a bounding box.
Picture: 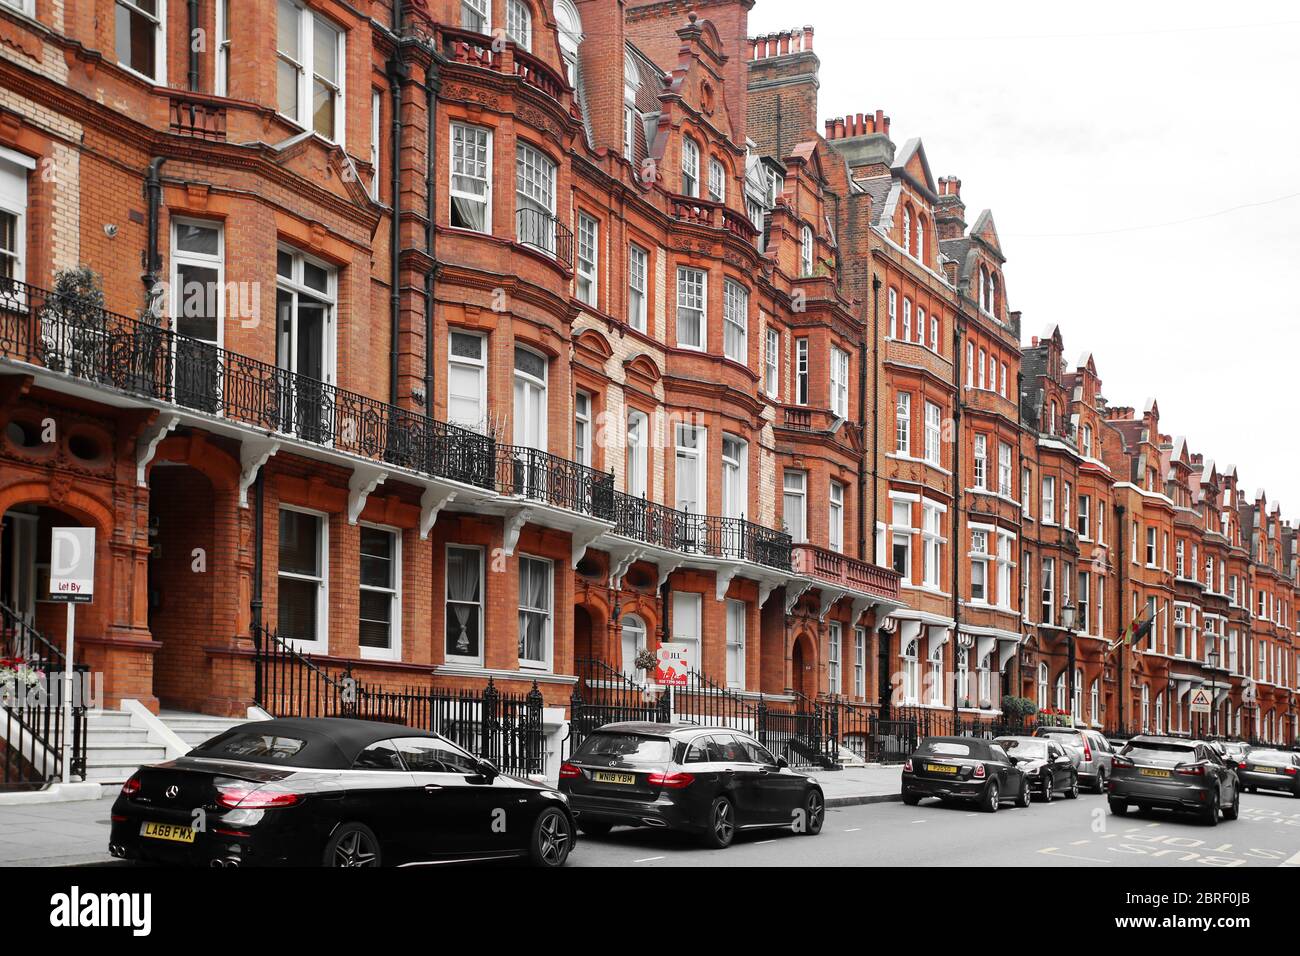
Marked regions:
[568,789,1300,867]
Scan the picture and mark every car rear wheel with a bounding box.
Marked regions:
[800,789,825,835]
[981,780,1000,813]
[1222,789,1240,821]
[1041,774,1053,803]
[1108,799,1128,816]
[529,808,573,867]
[1202,798,1219,827]
[702,797,736,849]
[1066,775,1080,799]
[324,823,381,868]
[1015,777,1031,808]
[1094,768,1108,794]
[902,791,921,806]
[578,819,613,838]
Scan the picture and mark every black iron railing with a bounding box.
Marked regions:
[497,445,614,520]
[0,602,88,787]
[251,625,544,775]
[611,493,793,572]
[515,207,574,269]
[565,658,666,756]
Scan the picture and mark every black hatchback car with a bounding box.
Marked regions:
[109,717,576,867]
[1236,748,1300,796]
[902,736,1030,811]
[996,736,1079,802]
[558,722,825,849]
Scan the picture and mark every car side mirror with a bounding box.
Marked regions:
[1055,755,1071,764]
[776,756,789,769]
[474,758,498,782]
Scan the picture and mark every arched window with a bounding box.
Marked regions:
[915,213,925,263]
[554,0,582,87]
[978,265,988,311]
[1072,668,1083,720]
[902,638,919,703]
[956,646,970,704]
[681,136,700,197]
[800,223,814,277]
[1089,678,1100,724]
[506,0,533,50]
[901,206,912,254]
[988,272,999,317]
[1037,662,1049,710]
[1141,685,1150,731]
[928,641,944,706]
[1054,671,1067,711]
[621,614,647,679]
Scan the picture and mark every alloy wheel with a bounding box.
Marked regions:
[537,810,572,866]
[804,790,824,834]
[1043,775,1052,802]
[714,799,735,843]
[333,830,378,868]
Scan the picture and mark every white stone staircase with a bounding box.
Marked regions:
[82,708,246,785]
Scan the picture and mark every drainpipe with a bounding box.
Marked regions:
[951,313,965,726]
[869,274,881,560]
[1116,502,1129,733]
[143,157,167,317]
[423,59,442,411]
[187,0,200,91]
[251,468,265,704]
[387,18,407,406]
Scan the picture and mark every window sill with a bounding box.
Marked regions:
[435,662,577,685]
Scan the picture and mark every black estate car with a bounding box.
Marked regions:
[558,722,825,848]
[1108,735,1240,825]
[996,736,1079,802]
[1235,748,1300,796]
[902,736,1030,811]
[109,717,576,867]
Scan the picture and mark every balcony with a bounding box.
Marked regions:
[667,195,760,246]
[611,492,793,572]
[440,27,572,110]
[168,94,228,141]
[792,544,902,603]
[515,207,574,270]
[496,444,614,521]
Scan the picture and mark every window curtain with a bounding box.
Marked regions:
[447,550,479,656]
[518,559,549,662]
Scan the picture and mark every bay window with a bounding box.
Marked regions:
[971,529,989,602]
[764,326,780,397]
[682,137,700,197]
[891,500,913,582]
[924,401,942,465]
[576,213,599,305]
[450,123,492,232]
[505,0,532,49]
[829,480,844,553]
[998,442,1012,497]
[795,338,809,405]
[973,434,987,489]
[783,470,807,543]
[676,266,706,349]
[628,244,648,332]
[278,0,345,142]
[516,143,558,254]
[830,346,849,418]
[895,392,912,455]
[626,410,648,499]
[1041,475,1056,524]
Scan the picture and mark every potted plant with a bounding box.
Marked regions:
[41,266,106,374]
[0,656,45,708]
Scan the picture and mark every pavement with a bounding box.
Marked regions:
[0,766,905,866]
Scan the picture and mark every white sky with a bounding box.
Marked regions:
[748,0,1300,515]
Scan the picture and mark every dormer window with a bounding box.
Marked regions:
[554,0,582,86]
[800,224,814,277]
[623,53,639,161]
[682,137,700,197]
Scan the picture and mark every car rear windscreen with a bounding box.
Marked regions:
[1123,741,1195,762]
[1000,739,1048,759]
[574,732,673,766]
[190,731,310,764]
[917,740,975,758]
[1249,750,1292,764]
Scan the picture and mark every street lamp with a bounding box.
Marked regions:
[1205,645,1220,738]
[1061,603,1077,726]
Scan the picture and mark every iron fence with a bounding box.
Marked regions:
[251,625,544,776]
[515,207,575,269]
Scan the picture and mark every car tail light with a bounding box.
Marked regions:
[1112,755,1134,769]
[120,775,141,797]
[1083,742,1093,762]
[1175,763,1207,777]
[648,771,694,789]
[903,759,913,772]
[215,784,302,809]
[558,762,582,779]
[1286,767,1299,777]
[973,763,986,779]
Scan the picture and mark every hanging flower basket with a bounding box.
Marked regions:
[633,649,658,674]
[0,656,45,705]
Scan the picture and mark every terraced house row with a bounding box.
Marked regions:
[0,0,1294,784]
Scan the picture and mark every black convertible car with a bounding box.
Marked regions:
[108,717,575,867]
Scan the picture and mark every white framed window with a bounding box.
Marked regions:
[1062,481,1072,528]
[1041,556,1055,625]
[828,622,842,695]
[891,500,913,583]
[0,150,31,284]
[676,266,706,349]
[723,279,748,363]
[997,442,1012,497]
[215,0,231,95]
[450,123,492,232]
[461,0,489,32]
[783,470,807,543]
[977,348,986,389]
[277,506,328,653]
[965,341,974,387]
[626,409,648,499]
[795,338,810,405]
[853,627,866,699]
[628,244,648,332]
[999,362,1007,397]
[726,599,746,689]
[928,641,944,705]
[888,288,897,337]
[170,219,225,348]
[924,401,942,465]
[1146,526,1158,567]
[973,434,987,489]
[675,423,707,514]
[555,0,581,84]
[764,326,780,398]
[1077,570,1090,634]
[518,555,553,670]
[1041,475,1056,525]
[277,0,344,142]
[359,525,401,660]
[915,306,926,343]
[902,207,911,251]
[369,89,382,201]
[930,313,939,351]
[800,223,814,277]
[623,105,636,160]
[576,212,599,305]
[682,137,700,197]
[446,545,484,664]
[1081,423,1093,458]
[275,248,337,439]
[902,297,912,341]
[922,502,942,588]
[1022,467,1032,516]
[830,346,849,418]
[620,614,647,680]
[828,480,845,553]
[513,345,548,451]
[895,392,911,455]
[971,529,989,603]
[996,532,1013,607]
[708,158,726,203]
[721,435,748,520]
[902,639,920,703]
[516,142,558,254]
[505,0,532,49]
[447,330,487,432]
[673,592,702,671]
[116,0,166,83]
[1037,663,1049,711]
[574,391,592,466]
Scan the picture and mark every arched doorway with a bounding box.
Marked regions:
[573,605,595,666]
[791,631,816,700]
[0,503,102,645]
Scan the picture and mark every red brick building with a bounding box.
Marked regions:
[0,0,1293,784]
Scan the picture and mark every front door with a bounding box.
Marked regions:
[1,511,36,630]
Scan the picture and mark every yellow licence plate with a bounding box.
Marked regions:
[141,821,195,843]
[1253,766,1277,774]
[1138,768,1171,778]
[594,771,635,785]
[925,763,958,775]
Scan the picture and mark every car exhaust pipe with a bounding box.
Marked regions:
[210,859,225,868]
[641,818,669,827]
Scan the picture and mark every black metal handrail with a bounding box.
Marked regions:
[611,492,793,572]
[515,207,574,269]
[251,625,544,775]
[497,444,614,519]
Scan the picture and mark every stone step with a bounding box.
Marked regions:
[84,744,169,763]
[86,711,136,729]
[83,728,153,746]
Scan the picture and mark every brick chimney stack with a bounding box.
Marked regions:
[935,175,966,239]
[822,108,895,177]
[746,24,820,159]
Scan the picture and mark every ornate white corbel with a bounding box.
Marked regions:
[849,596,872,627]
[715,566,740,602]
[758,579,779,608]
[608,549,642,590]
[571,528,606,568]
[502,507,534,557]
[655,556,685,589]
[136,414,179,487]
[817,586,847,621]
[347,465,388,525]
[419,488,457,539]
[238,438,280,508]
[784,580,813,615]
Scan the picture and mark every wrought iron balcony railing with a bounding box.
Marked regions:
[611,492,793,572]
[496,444,614,521]
[0,278,495,490]
[515,207,574,269]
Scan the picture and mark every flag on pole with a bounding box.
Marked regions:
[1107,602,1159,653]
